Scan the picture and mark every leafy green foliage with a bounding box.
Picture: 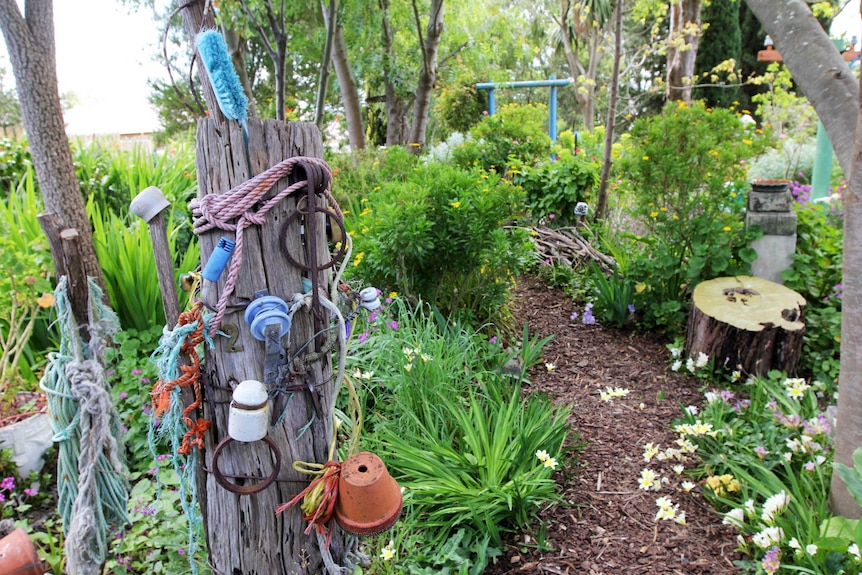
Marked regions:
[513,151,599,225]
[781,202,844,383]
[588,264,634,328]
[434,83,487,136]
[345,158,531,326]
[615,101,768,334]
[0,137,31,197]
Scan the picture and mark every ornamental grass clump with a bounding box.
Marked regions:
[345,297,571,573]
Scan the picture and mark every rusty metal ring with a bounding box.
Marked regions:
[277,208,347,272]
[212,434,282,495]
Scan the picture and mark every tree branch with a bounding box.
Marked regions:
[412,0,428,74]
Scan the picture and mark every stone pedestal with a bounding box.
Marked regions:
[745,179,797,285]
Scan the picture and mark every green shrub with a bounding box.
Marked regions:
[781,201,843,384]
[513,151,599,225]
[450,103,552,173]
[434,83,487,135]
[616,101,768,334]
[0,137,31,197]
[346,161,531,326]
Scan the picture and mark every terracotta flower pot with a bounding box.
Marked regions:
[335,452,402,535]
[750,178,791,193]
[0,528,44,575]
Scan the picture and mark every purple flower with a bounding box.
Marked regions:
[1,477,15,491]
[548,213,556,220]
[762,546,780,575]
[719,390,736,402]
[118,392,128,401]
[23,488,38,497]
[131,369,143,375]
[734,399,751,412]
[627,304,636,314]
[570,312,579,321]
[489,336,498,344]
[141,377,151,384]
[358,331,370,344]
[178,548,185,555]
[388,321,399,330]
[754,446,768,459]
[0,493,5,502]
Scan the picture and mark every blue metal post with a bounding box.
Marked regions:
[548,76,558,142]
[488,88,496,115]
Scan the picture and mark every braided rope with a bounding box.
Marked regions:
[189,155,332,333]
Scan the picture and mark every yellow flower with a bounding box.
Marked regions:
[723,226,732,232]
[650,211,659,218]
[353,252,364,266]
[359,207,373,217]
[451,201,462,209]
[389,292,398,299]
[642,155,649,161]
[37,293,55,308]
[743,139,753,145]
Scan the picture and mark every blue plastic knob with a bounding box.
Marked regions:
[202,237,236,282]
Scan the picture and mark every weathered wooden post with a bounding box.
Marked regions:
[192,116,348,573]
[167,2,350,571]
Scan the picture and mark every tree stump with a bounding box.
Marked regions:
[684,275,806,376]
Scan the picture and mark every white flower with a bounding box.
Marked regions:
[643,443,660,462]
[752,526,784,549]
[543,457,559,470]
[788,538,801,550]
[380,540,396,561]
[672,464,685,475]
[731,370,741,382]
[671,347,683,358]
[704,392,719,404]
[686,358,696,373]
[723,508,745,528]
[681,481,696,492]
[536,450,549,462]
[671,359,683,372]
[695,352,709,368]
[744,499,756,515]
[639,468,661,491]
[684,405,698,415]
[545,362,556,372]
[674,511,686,525]
[404,363,413,372]
[762,490,789,524]
[849,543,860,560]
[806,544,818,556]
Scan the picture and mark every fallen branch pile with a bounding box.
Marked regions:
[519,225,616,273]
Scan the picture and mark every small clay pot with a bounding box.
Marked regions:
[335,452,402,535]
[0,528,44,575]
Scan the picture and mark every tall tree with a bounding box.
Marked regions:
[329,19,365,149]
[743,0,860,518]
[0,0,104,287]
[665,0,703,103]
[406,0,445,152]
[545,0,613,131]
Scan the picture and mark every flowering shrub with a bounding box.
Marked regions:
[613,101,769,334]
[511,151,600,225]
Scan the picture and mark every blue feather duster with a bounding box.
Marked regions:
[196,30,249,123]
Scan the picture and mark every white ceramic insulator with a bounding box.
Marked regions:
[228,379,270,443]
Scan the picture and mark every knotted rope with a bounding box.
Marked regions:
[149,301,210,454]
[40,277,129,575]
[189,155,336,334]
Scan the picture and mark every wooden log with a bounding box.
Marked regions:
[684,275,807,376]
[195,117,344,574]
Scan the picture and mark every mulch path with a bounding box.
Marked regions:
[485,277,741,575]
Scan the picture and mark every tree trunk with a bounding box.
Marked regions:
[596,0,623,221]
[195,117,347,573]
[684,276,806,376]
[830,3,862,516]
[743,0,858,179]
[314,0,338,131]
[380,0,409,146]
[407,0,445,153]
[328,13,366,150]
[0,0,104,289]
[666,0,703,103]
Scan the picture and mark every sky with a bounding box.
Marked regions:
[52,0,163,135]
[0,1,861,136]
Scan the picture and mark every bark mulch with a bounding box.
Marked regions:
[485,276,742,575]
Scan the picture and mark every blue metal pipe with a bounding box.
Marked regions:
[476,78,572,89]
